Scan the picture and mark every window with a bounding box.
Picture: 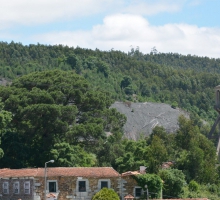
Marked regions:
[135,187,142,197]
[78,181,86,192]
[24,181,30,194]
[13,181,20,194]
[101,181,108,189]
[48,181,57,193]
[98,179,110,190]
[3,182,9,194]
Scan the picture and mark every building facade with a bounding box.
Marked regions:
[0,167,142,200]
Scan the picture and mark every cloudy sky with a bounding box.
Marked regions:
[1,0,220,58]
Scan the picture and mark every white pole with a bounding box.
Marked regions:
[44,162,47,200]
[44,160,54,200]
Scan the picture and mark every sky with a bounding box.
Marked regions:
[1,0,220,58]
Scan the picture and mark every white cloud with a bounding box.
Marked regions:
[33,14,220,58]
[0,0,114,26]
[0,0,187,28]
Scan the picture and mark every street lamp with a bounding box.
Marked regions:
[44,160,54,200]
[144,185,149,200]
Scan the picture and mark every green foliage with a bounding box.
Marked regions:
[50,142,96,167]
[147,135,168,174]
[121,76,132,89]
[0,42,220,123]
[188,180,199,192]
[0,100,12,158]
[159,168,186,198]
[0,42,220,197]
[0,70,125,168]
[183,184,220,200]
[171,101,178,108]
[92,188,120,200]
[134,174,162,199]
[175,116,217,183]
[115,139,148,173]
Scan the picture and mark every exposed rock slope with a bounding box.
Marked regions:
[111,102,189,140]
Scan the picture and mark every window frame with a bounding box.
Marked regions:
[76,178,89,193]
[101,181,108,189]
[3,181,9,194]
[98,179,111,190]
[24,181,30,194]
[78,181,86,192]
[13,181,20,194]
[47,180,58,193]
[134,186,142,198]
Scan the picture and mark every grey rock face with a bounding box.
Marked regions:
[111,102,189,140]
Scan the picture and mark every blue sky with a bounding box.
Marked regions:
[1,0,220,58]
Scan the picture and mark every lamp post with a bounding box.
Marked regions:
[145,185,149,200]
[44,160,54,200]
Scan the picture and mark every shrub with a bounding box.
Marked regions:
[92,188,120,200]
[188,180,199,192]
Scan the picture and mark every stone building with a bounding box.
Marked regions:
[0,167,142,200]
[0,168,37,200]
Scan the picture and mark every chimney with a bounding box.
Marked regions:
[139,166,146,174]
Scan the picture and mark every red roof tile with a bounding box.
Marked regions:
[0,167,120,178]
[124,194,134,199]
[121,171,141,176]
[0,168,38,177]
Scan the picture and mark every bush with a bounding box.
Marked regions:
[188,180,199,192]
[92,188,120,200]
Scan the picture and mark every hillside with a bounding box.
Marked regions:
[111,102,189,140]
[0,57,220,198]
[0,42,220,125]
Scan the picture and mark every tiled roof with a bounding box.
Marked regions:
[124,194,134,199]
[121,171,141,176]
[0,167,120,178]
[46,193,57,198]
[0,168,38,177]
[161,161,174,169]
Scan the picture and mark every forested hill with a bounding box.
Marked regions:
[2,42,220,198]
[0,41,220,125]
[143,48,220,73]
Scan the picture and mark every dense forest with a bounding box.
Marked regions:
[1,42,220,199]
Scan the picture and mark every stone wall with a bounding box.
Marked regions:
[0,175,139,200]
[35,176,121,200]
[120,176,139,199]
[0,177,34,200]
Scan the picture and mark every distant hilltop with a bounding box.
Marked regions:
[111,102,189,140]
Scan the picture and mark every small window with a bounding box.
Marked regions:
[24,181,30,194]
[13,181,20,194]
[78,181,86,192]
[101,181,108,189]
[3,182,9,194]
[49,181,57,193]
[135,188,142,197]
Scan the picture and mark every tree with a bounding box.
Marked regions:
[0,70,125,168]
[188,180,199,192]
[147,135,168,174]
[158,168,186,198]
[66,53,82,74]
[121,76,132,89]
[134,174,163,199]
[0,100,12,159]
[92,188,120,200]
[49,142,96,167]
[115,139,148,173]
[175,116,217,183]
